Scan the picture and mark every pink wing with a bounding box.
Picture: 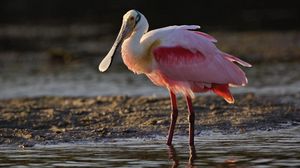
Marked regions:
[151,27,250,86]
[193,31,218,43]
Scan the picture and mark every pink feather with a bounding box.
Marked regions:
[142,27,250,102]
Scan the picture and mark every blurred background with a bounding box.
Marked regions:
[0,0,300,98]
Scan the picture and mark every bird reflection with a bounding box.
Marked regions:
[167,145,197,168]
[188,145,196,166]
[168,145,179,168]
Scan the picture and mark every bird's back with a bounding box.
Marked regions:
[143,25,251,100]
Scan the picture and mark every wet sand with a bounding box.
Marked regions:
[0,92,299,146]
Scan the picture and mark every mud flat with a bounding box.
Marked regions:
[0,92,299,146]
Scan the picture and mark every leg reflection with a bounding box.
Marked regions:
[167,145,197,168]
[167,145,179,168]
[188,145,197,167]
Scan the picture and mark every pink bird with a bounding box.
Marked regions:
[99,10,251,146]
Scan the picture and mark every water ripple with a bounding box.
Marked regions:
[0,127,299,167]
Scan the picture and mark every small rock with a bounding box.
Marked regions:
[143,120,157,126]
[157,120,169,125]
[50,126,66,133]
[19,142,35,148]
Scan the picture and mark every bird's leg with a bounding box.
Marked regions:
[166,91,178,146]
[186,95,195,146]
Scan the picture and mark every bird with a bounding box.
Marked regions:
[99,10,251,146]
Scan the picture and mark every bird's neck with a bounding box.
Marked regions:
[121,28,153,74]
[124,30,145,57]
[122,15,149,58]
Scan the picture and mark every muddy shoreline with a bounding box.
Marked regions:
[0,92,299,146]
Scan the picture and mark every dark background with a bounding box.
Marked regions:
[1,0,299,31]
[1,0,300,99]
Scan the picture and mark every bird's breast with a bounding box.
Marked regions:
[121,40,159,74]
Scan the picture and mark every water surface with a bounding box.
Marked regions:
[0,127,299,167]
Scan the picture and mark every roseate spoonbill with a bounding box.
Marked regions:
[99,10,251,146]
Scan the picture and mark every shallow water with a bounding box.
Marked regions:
[0,127,299,167]
[1,60,300,99]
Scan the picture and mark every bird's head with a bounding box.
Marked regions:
[99,10,148,72]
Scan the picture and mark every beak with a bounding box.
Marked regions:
[99,21,131,72]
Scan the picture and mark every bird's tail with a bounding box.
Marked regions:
[211,84,234,104]
[222,53,252,67]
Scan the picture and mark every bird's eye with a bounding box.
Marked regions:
[129,17,134,21]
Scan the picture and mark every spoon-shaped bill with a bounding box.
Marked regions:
[99,22,130,72]
[98,42,119,72]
